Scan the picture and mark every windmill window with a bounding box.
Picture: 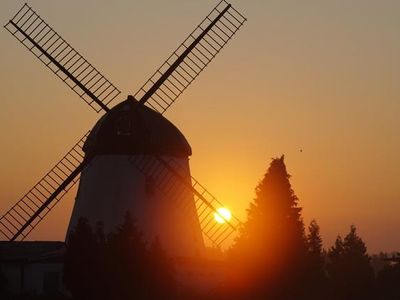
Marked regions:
[145,176,155,196]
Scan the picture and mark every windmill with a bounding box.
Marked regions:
[1,1,246,255]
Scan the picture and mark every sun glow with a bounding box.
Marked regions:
[214,207,232,224]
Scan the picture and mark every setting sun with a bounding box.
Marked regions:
[214,207,232,224]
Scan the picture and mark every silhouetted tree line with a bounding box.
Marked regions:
[61,156,399,300]
[63,214,175,300]
[219,155,400,300]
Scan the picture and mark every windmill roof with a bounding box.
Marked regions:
[84,97,192,157]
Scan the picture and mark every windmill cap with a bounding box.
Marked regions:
[84,99,192,157]
[127,95,136,101]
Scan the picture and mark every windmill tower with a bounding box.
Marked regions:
[69,99,204,257]
[1,1,246,256]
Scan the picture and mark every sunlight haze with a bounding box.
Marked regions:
[0,0,399,253]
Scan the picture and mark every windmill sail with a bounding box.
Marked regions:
[1,1,246,247]
[136,0,246,113]
[132,0,247,245]
[130,155,241,246]
[0,133,91,241]
[4,3,120,113]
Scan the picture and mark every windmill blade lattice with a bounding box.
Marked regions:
[0,133,91,241]
[130,155,241,246]
[4,3,120,113]
[1,1,247,247]
[130,1,246,245]
[135,0,246,113]
[165,158,241,246]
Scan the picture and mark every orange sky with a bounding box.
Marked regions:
[0,0,399,253]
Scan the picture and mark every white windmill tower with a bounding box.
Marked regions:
[69,99,204,257]
[1,1,246,257]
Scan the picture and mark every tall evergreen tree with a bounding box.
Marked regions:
[307,220,324,268]
[327,225,374,300]
[229,155,306,299]
[305,220,327,298]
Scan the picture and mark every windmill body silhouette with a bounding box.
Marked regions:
[69,100,204,256]
[1,1,246,255]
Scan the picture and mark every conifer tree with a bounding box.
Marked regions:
[307,220,324,265]
[305,220,327,298]
[229,155,306,298]
[327,225,374,300]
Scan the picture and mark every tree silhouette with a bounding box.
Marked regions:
[327,225,374,300]
[307,220,324,269]
[64,214,176,300]
[304,220,327,298]
[63,217,101,300]
[376,257,400,300]
[106,213,149,299]
[228,155,307,299]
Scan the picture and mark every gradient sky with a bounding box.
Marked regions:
[0,0,399,253]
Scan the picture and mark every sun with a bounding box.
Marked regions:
[214,207,232,224]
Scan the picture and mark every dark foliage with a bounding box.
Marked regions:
[376,259,400,300]
[304,220,328,299]
[58,157,400,300]
[223,156,400,300]
[63,218,100,299]
[306,220,324,274]
[327,225,375,300]
[63,214,175,300]
[227,155,308,299]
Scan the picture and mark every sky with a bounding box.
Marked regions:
[0,0,399,253]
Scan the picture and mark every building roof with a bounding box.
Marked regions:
[84,97,192,157]
[0,241,65,263]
